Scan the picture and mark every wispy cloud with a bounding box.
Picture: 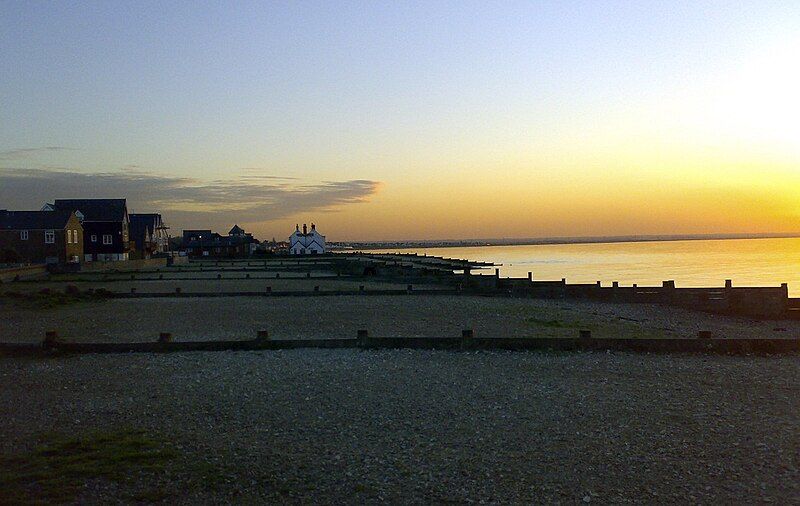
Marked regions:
[0,167,381,231]
[0,147,77,160]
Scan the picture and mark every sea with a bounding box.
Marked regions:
[374,237,800,297]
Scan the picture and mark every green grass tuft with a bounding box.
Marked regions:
[0,289,112,310]
[0,428,177,504]
[525,317,572,328]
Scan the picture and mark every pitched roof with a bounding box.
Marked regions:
[229,224,245,235]
[0,210,75,230]
[53,199,127,221]
[130,214,162,240]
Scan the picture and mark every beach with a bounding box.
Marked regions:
[2,349,799,503]
[2,295,800,344]
[2,258,800,503]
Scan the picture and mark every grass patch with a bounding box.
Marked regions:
[525,317,570,328]
[0,428,177,504]
[0,288,112,310]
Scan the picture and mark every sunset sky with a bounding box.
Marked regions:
[1,1,799,241]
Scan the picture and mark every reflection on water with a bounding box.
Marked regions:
[375,237,800,297]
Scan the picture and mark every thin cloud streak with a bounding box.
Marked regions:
[0,167,380,231]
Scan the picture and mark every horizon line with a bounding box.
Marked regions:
[331,232,800,249]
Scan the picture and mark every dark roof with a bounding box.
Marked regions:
[53,199,127,222]
[229,224,245,235]
[130,214,162,240]
[0,210,75,230]
[181,230,258,249]
[183,229,212,240]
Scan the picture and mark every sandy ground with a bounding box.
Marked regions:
[1,350,798,503]
[1,295,799,344]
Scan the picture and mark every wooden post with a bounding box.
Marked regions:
[43,330,59,348]
[662,280,676,303]
[357,329,369,347]
[461,329,474,350]
[158,332,173,343]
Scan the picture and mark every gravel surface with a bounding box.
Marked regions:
[1,350,798,503]
[0,295,800,342]
[1,295,799,344]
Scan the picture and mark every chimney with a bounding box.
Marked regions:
[295,224,299,231]
[303,224,307,234]
[311,223,315,230]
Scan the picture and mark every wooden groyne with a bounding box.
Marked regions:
[4,253,797,320]
[2,329,799,357]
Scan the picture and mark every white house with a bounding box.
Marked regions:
[290,223,326,254]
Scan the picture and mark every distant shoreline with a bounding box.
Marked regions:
[331,233,800,251]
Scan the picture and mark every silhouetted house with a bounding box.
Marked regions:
[0,210,83,264]
[182,230,212,257]
[258,237,289,253]
[129,213,170,259]
[182,226,258,257]
[47,199,130,262]
[290,223,326,254]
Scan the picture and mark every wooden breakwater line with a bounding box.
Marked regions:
[4,253,798,319]
[2,330,799,357]
[115,288,459,297]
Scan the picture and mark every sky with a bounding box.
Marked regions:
[1,0,799,241]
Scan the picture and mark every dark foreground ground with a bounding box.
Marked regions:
[1,350,798,504]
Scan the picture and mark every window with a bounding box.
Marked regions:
[67,230,72,243]
[20,230,28,240]
[91,235,97,242]
[102,234,113,245]
[44,230,55,244]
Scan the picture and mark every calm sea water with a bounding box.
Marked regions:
[377,237,800,297]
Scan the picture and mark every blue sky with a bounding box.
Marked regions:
[1,1,798,239]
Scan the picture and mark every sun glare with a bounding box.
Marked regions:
[713,39,800,148]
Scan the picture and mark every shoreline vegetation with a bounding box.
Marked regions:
[332,231,800,250]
